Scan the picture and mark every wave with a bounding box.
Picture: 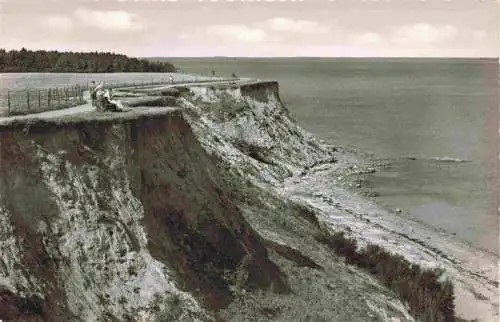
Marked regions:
[405,156,469,163]
[430,156,469,163]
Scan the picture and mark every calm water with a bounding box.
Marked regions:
[0,59,498,254]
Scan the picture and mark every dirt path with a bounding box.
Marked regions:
[0,78,255,125]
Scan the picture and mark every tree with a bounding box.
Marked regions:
[0,48,177,73]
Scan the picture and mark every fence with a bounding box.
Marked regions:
[4,75,240,116]
[6,85,86,116]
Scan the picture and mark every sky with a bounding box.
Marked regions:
[0,0,498,57]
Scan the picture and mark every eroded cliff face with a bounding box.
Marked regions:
[0,110,289,321]
[179,81,336,185]
[0,80,416,322]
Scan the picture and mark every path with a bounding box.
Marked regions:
[0,78,254,126]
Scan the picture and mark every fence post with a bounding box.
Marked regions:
[26,90,30,111]
[7,90,10,114]
[48,88,51,108]
[38,90,41,109]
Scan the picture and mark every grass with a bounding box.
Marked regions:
[8,100,86,116]
[291,202,321,229]
[316,231,456,322]
[7,87,85,116]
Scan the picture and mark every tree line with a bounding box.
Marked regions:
[0,48,177,73]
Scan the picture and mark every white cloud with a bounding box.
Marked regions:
[73,8,143,32]
[185,18,328,47]
[392,23,457,44]
[351,32,382,45]
[205,24,266,43]
[43,15,73,31]
[265,17,329,34]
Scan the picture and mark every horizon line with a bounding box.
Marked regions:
[141,56,499,59]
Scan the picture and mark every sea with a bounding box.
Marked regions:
[0,58,498,255]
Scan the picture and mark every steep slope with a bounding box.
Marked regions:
[179,81,336,183]
[0,108,289,321]
[177,80,498,321]
[176,81,417,321]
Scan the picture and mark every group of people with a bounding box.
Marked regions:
[89,75,180,112]
[89,81,124,112]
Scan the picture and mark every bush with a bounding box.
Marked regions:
[315,231,359,264]
[316,231,456,322]
[290,203,321,229]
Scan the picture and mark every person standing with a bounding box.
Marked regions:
[91,81,104,111]
[91,82,104,111]
[89,81,97,107]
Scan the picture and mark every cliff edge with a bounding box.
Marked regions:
[0,79,448,321]
[0,106,290,321]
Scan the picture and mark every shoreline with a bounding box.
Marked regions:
[279,142,499,321]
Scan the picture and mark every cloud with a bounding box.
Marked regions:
[194,17,329,46]
[73,8,143,32]
[43,15,73,32]
[205,24,266,43]
[265,17,329,34]
[392,23,457,44]
[351,32,382,45]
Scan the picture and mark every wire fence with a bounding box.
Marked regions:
[4,75,240,116]
[6,86,86,116]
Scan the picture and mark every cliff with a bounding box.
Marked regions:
[0,80,421,321]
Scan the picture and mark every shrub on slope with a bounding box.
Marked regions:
[316,231,455,322]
